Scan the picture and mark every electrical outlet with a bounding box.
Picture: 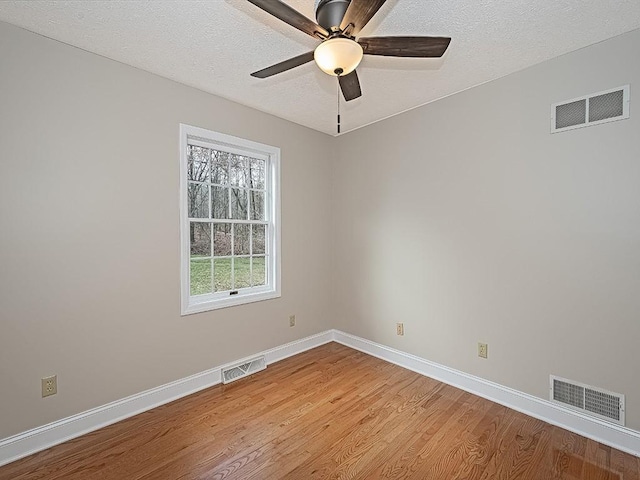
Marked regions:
[42,375,57,397]
[396,323,404,336]
[478,343,488,359]
[289,315,296,327]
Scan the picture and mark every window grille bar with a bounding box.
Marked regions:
[188,218,268,225]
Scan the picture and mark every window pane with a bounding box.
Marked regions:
[213,223,232,256]
[187,146,210,182]
[234,257,251,289]
[230,155,249,187]
[212,186,229,219]
[188,182,209,218]
[252,224,266,255]
[212,152,229,185]
[190,222,211,257]
[249,158,265,189]
[213,258,231,292]
[249,191,265,221]
[190,259,212,296]
[230,188,248,220]
[234,224,250,255]
[252,256,266,287]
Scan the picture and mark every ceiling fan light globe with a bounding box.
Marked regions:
[314,38,363,76]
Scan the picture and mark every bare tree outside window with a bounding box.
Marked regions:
[186,145,268,296]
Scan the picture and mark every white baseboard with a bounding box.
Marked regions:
[2,328,638,467]
[0,330,333,467]
[332,330,640,457]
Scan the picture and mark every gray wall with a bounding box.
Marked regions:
[333,29,640,430]
[2,19,639,441]
[0,22,334,439]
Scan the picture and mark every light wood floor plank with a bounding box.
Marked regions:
[0,343,637,480]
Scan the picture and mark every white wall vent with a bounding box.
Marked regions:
[550,375,625,425]
[222,356,266,384]
[551,85,629,133]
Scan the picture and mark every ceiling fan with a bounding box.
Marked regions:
[247,0,451,102]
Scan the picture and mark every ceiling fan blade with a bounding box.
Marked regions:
[359,36,451,57]
[339,0,387,36]
[251,51,315,78]
[339,70,362,102]
[247,0,329,39]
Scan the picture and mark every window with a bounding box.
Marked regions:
[180,124,280,314]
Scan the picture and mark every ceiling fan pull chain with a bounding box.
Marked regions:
[337,75,341,134]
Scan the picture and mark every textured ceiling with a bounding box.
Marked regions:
[1,1,639,136]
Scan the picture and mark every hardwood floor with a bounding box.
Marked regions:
[1,342,638,479]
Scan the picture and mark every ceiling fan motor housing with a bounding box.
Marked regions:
[316,0,350,32]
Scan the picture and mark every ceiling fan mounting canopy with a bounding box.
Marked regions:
[315,0,351,33]
[246,0,451,102]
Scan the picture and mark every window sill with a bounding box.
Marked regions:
[181,289,281,316]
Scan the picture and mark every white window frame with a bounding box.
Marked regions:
[179,124,281,315]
